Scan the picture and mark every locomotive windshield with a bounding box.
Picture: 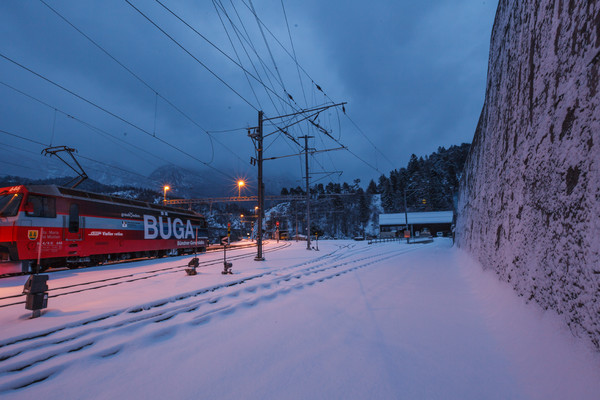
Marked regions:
[0,193,23,217]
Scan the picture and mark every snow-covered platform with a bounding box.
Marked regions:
[0,239,599,399]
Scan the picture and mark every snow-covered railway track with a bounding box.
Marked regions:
[0,242,291,309]
[0,241,259,279]
[0,242,431,393]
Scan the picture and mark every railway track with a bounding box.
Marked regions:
[0,241,289,309]
[0,241,261,279]
[0,241,433,393]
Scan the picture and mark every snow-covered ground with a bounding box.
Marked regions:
[1,239,599,399]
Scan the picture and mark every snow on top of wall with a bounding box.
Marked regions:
[380,211,453,225]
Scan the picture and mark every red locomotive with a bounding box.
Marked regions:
[0,185,208,274]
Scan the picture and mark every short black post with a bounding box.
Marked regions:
[23,274,49,318]
[186,257,199,275]
[222,242,233,274]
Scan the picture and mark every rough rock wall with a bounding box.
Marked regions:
[456,0,600,349]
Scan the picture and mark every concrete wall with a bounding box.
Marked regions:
[456,0,600,349]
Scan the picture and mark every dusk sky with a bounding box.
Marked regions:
[0,0,497,193]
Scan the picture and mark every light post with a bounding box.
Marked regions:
[403,183,419,243]
[163,185,170,204]
[404,188,409,244]
[253,206,258,241]
[240,214,244,238]
[237,180,245,198]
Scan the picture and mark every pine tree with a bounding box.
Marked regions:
[366,179,378,194]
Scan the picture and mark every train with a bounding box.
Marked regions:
[0,184,209,274]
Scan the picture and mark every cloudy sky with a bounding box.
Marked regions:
[0,0,497,193]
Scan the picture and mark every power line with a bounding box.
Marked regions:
[238,0,394,172]
[211,0,263,110]
[0,127,162,185]
[151,0,301,116]
[0,51,236,181]
[213,0,294,117]
[154,0,322,146]
[56,1,379,181]
[147,0,365,185]
[280,0,307,107]
[153,0,337,182]
[0,127,47,146]
[0,159,37,171]
[37,0,253,168]
[0,79,169,168]
[126,0,257,112]
[247,0,287,96]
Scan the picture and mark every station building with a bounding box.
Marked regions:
[378,211,453,238]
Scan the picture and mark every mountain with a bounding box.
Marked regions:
[148,165,223,198]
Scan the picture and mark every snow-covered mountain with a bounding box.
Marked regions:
[148,164,223,198]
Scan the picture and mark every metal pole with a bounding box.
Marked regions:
[36,227,44,274]
[404,188,409,244]
[255,111,265,261]
[301,135,313,250]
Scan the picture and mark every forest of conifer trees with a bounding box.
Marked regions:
[276,143,471,238]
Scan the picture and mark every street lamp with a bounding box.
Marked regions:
[163,185,170,203]
[237,180,245,198]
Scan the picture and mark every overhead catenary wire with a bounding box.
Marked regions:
[138,0,362,183]
[0,159,37,171]
[37,0,254,168]
[0,127,164,186]
[129,0,268,112]
[0,51,237,181]
[0,79,172,169]
[151,0,329,147]
[216,0,297,117]
[280,0,307,107]
[238,0,393,173]
[212,0,288,119]
[211,0,263,110]
[150,0,302,122]
[0,142,44,170]
[16,1,380,190]
[247,0,288,99]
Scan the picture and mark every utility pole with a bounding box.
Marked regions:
[295,201,298,242]
[247,102,346,256]
[251,111,265,261]
[404,188,409,244]
[299,135,314,250]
